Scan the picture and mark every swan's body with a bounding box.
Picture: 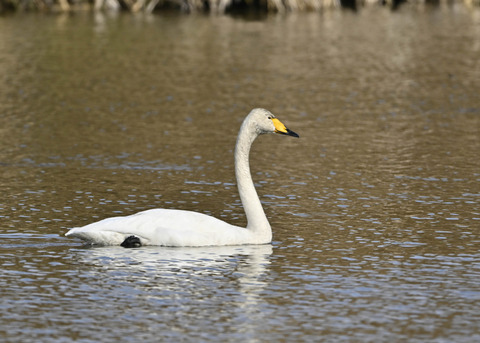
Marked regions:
[65,108,299,247]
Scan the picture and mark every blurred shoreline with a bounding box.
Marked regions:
[1,0,479,15]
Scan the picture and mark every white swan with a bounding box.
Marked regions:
[65,108,299,247]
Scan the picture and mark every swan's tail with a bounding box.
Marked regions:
[65,227,127,246]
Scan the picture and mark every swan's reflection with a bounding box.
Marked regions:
[71,244,272,338]
[73,244,272,276]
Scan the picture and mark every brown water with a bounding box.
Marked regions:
[1,6,480,342]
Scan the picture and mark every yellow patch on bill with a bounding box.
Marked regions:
[272,118,288,134]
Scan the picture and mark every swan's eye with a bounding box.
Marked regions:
[268,116,272,120]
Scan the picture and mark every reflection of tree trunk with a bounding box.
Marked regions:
[132,0,146,11]
[58,0,70,10]
[145,0,159,12]
[116,0,132,10]
[94,0,103,10]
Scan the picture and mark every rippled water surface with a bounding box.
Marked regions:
[1,6,480,342]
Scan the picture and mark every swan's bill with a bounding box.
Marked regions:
[272,118,300,138]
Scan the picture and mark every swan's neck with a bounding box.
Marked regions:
[234,121,271,240]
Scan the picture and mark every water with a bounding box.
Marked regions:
[1,6,480,342]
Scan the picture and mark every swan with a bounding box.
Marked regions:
[65,108,299,247]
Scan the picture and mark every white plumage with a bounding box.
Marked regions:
[65,108,299,247]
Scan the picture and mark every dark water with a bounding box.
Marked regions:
[1,6,480,342]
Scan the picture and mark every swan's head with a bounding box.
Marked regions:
[249,108,299,138]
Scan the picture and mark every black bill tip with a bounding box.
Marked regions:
[285,128,299,138]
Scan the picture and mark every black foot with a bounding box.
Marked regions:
[121,235,142,248]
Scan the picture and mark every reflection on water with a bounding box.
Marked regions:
[1,242,273,341]
[75,245,274,342]
[0,6,479,343]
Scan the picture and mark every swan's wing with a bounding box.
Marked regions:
[65,209,249,246]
